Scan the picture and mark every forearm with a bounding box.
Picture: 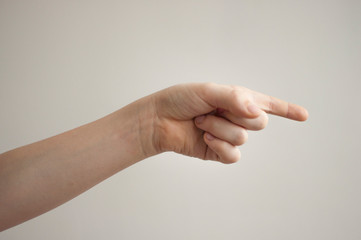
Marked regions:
[0,96,156,231]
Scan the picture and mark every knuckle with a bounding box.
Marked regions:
[258,113,269,130]
[229,88,243,113]
[199,82,217,101]
[233,129,248,145]
[222,149,241,164]
[204,82,216,88]
[203,82,216,95]
[229,87,241,101]
[211,139,241,164]
[252,112,268,130]
[230,85,245,92]
[229,87,251,115]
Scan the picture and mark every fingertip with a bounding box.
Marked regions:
[301,108,309,121]
[287,103,309,121]
[205,132,215,141]
[195,115,206,124]
[295,107,309,121]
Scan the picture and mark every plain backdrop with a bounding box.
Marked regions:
[1,0,360,239]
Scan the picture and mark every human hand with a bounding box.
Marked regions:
[0,82,308,230]
[142,83,308,163]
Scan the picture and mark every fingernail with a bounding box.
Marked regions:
[247,104,261,115]
[195,115,205,124]
[205,132,215,141]
[216,108,225,114]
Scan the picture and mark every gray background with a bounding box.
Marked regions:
[1,0,360,239]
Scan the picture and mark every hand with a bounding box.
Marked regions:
[147,83,308,163]
[0,82,308,230]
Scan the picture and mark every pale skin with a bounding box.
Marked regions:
[0,82,308,231]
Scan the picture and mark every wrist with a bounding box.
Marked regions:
[114,94,161,161]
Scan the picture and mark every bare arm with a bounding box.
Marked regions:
[0,94,157,231]
[0,83,308,231]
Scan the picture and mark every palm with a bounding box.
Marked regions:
[155,84,216,159]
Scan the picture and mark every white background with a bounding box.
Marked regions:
[1,0,360,239]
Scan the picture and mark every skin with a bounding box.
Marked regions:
[0,82,308,231]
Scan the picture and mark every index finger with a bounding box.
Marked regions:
[251,91,309,121]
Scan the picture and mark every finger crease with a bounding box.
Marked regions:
[286,102,291,119]
[268,96,274,112]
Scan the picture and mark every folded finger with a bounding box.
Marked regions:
[203,132,241,164]
[219,110,269,131]
[195,115,248,145]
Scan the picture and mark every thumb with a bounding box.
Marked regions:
[246,103,262,117]
[197,83,262,118]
